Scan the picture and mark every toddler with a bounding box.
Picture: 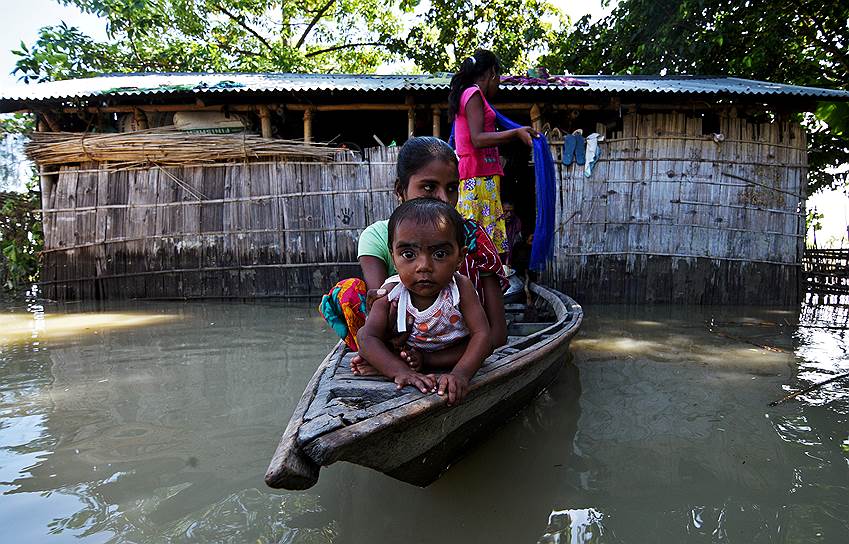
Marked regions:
[358,198,492,405]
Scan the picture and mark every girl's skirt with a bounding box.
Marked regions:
[457,175,508,254]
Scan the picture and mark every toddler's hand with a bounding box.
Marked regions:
[431,373,470,406]
[394,370,435,394]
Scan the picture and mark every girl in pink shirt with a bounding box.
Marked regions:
[449,49,537,257]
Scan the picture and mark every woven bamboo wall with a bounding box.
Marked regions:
[545,111,807,304]
[40,110,808,304]
[40,147,400,299]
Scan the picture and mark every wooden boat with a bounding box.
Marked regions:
[265,283,583,490]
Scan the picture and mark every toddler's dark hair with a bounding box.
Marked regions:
[388,198,466,251]
[448,49,502,119]
[394,136,457,198]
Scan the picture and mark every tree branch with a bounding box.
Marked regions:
[296,0,335,49]
[305,41,386,58]
[212,2,274,52]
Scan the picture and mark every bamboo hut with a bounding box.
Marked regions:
[1,73,847,303]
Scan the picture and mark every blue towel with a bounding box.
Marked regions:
[574,133,586,165]
[562,134,576,166]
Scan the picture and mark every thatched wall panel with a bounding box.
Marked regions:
[546,111,806,304]
[40,115,804,303]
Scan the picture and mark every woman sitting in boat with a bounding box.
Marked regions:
[357,198,492,405]
[319,136,507,372]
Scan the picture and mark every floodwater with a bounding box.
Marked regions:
[1,294,847,543]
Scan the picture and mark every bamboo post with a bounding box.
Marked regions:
[432,107,441,138]
[39,168,56,207]
[406,96,415,138]
[530,104,543,133]
[39,112,61,132]
[303,108,314,144]
[259,105,272,139]
[133,108,149,130]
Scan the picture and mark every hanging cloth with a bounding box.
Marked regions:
[449,108,557,271]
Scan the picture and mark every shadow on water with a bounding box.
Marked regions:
[1,299,848,543]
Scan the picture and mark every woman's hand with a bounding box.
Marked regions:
[365,282,408,348]
[365,284,393,312]
[516,126,539,147]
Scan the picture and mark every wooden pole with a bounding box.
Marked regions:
[40,112,61,132]
[133,108,149,130]
[530,104,543,133]
[406,96,415,139]
[259,105,272,138]
[303,107,314,143]
[432,107,441,138]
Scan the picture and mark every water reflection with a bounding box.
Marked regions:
[1,300,848,542]
[0,311,180,345]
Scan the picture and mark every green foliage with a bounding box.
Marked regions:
[806,209,824,234]
[14,0,416,80]
[543,0,849,194]
[0,113,36,135]
[0,181,43,291]
[0,114,35,191]
[14,0,566,82]
[395,0,563,73]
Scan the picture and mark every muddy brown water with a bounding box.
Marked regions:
[1,296,847,543]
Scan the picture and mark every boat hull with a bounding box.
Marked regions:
[346,339,570,486]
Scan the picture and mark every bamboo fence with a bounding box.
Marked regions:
[39,146,400,300]
[36,110,809,303]
[804,248,849,297]
[543,110,807,304]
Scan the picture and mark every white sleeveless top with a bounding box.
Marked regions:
[386,274,469,351]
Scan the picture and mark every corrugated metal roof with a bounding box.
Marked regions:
[1,72,848,103]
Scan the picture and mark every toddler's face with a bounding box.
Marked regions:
[391,218,464,303]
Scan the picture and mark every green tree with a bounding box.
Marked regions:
[0,183,42,291]
[14,0,417,81]
[14,0,566,82]
[543,0,849,193]
[395,0,563,73]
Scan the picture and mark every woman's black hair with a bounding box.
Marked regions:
[394,136,457,198]
[448,49,502,119]
[388,198,466,251]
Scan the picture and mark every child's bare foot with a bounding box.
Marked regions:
[350,354,380,376]
[399,347,423,372]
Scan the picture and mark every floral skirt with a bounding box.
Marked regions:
[457,175,508,253]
